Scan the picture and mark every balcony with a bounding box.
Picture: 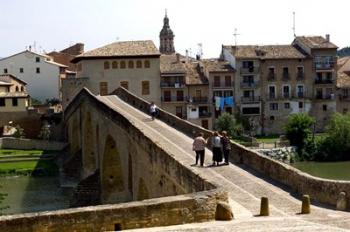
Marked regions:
[282,93,291,99]
[188,96,209,104]
[212,81,234,88]
[315,94,335,100]
[314,61,335,70]
[267,73,276,81]
[161,96,185,102]
[240,81,259,89]
[314,79,334,84]
[160,81,185,88]
[241,96,261,103]
[295,91,307,98]
[282,73,290,81]
[199,111,212,118]
[296,72,304,80]
[240,66,260,75]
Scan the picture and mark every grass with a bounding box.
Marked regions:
[0,160,58,176]
[0,149,58,156]
[255,135,280,143]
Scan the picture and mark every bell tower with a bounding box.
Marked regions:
[159,10,175,54]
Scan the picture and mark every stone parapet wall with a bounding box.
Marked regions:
[0,188,228,232]
[0,137,67,151]
[113,87,213,139]
[229,141,350,210]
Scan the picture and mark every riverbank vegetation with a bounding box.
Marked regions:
[285,113,350,162]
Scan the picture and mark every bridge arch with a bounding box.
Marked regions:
[101,134,125,203]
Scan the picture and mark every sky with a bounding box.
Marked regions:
[1,0,349,58]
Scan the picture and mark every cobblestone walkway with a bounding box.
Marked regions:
[98,95,350,232]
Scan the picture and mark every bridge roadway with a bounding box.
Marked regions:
[97,95,350,232]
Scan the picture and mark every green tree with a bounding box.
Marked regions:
[321,113,350,161]
[38,124,51,140]
[214,112,243,137]
[284,113,315,151]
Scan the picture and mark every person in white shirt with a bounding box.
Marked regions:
[149,102,157,120]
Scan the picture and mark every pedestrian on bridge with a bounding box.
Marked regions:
[220,131,231,165]
[192,132,206,166]
[149,102,157,120]
[212,131,223,166]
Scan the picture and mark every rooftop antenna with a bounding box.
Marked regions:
[292,12,296,37]
[233,28,240,46]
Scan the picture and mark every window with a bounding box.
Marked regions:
[112,61,118,69]
[270,116,275,120]
[268,67,275,80]
[343,108,348,114]
[3,68,7,74]
[36,67,40,73]
[225,76,232,87]
[20,68,24,73]
[21,86,24,92]
[128,61,134,69]
[15,86,19,92]
[176,90,184,101]
[120,81,128,90]
[144,60,150,68]
[242,107,260,115]
[176,106,183,118]
[323,104,327,111]
[36,57,40,62]
[299,102,303,109]
[163,90,171,101]
[270,103,278,110]
[99,82,108,96]
[269,86,276,99]
[195,89,201,97]
[297,85,304,98]
[213,76,220,87]
[283,67,289,79]
[316,88,323,99]
[284,103,290,109]
[224,90,233,97]
[0,98,5,106]
[104,61,110,69]
[142,81,150,95]
[136,60,142,68]
[120,61,126,69]
[326,72,332,81]
[12,98,18,106]
[283,85,290,98]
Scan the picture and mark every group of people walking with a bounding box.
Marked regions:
[192,131,231,167]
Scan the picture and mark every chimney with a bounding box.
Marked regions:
[29,45,32,51]
[176,53,180,63]
[326,34,330,42]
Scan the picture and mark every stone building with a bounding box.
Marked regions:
[0,50,67,101]
[70,40,161,105]
[48,43,84,72]
[221,35,338,134]
[336,56,350,114]
[0,74,29,112]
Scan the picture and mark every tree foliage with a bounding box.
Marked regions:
[214,112,243,137]
[337,47,350,57]
[13,125,25,138]
[284,113,315,150]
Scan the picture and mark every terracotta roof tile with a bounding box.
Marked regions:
[73,40,160,63]
[337,57,350,88]
[184,62,208,85]
[295,36,338,49]
[201,59,235,72]
[223,45,306,59]
[160,54,186,74]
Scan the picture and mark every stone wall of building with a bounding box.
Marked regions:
[0,189,228,232]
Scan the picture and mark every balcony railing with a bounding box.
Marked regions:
[240,66,259,74]
[240,81,259,89]
[282,93,291,99]
[296,91,307,98]
[188,96,209,104]
[282,73,290,81]
[199,112,212,118]
[241,96,261,103]
[267,73,276,81]
[160,82,185,88]
[161,96,185,102]
[314,61,335,70]
[315,94,335,100]
[212,81,234,88]
[314,79,334,84]
[296,72,304,80]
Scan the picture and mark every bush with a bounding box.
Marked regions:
[284,113,315,151]
[214,112,243,137]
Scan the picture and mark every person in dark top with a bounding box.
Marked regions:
[221,131,231,165]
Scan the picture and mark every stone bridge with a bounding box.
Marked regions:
[1,87,350,231]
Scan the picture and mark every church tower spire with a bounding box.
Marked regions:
[159,10,175,54]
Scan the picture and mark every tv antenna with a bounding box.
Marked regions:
[233,28,240,46]
[292,12,296,37]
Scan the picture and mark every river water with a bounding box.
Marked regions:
[0,176,70,215]
[292,161,350,181]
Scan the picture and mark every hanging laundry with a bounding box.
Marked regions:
[220,97,225,110]
[225,96,234,107]
[215,96,221,111]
